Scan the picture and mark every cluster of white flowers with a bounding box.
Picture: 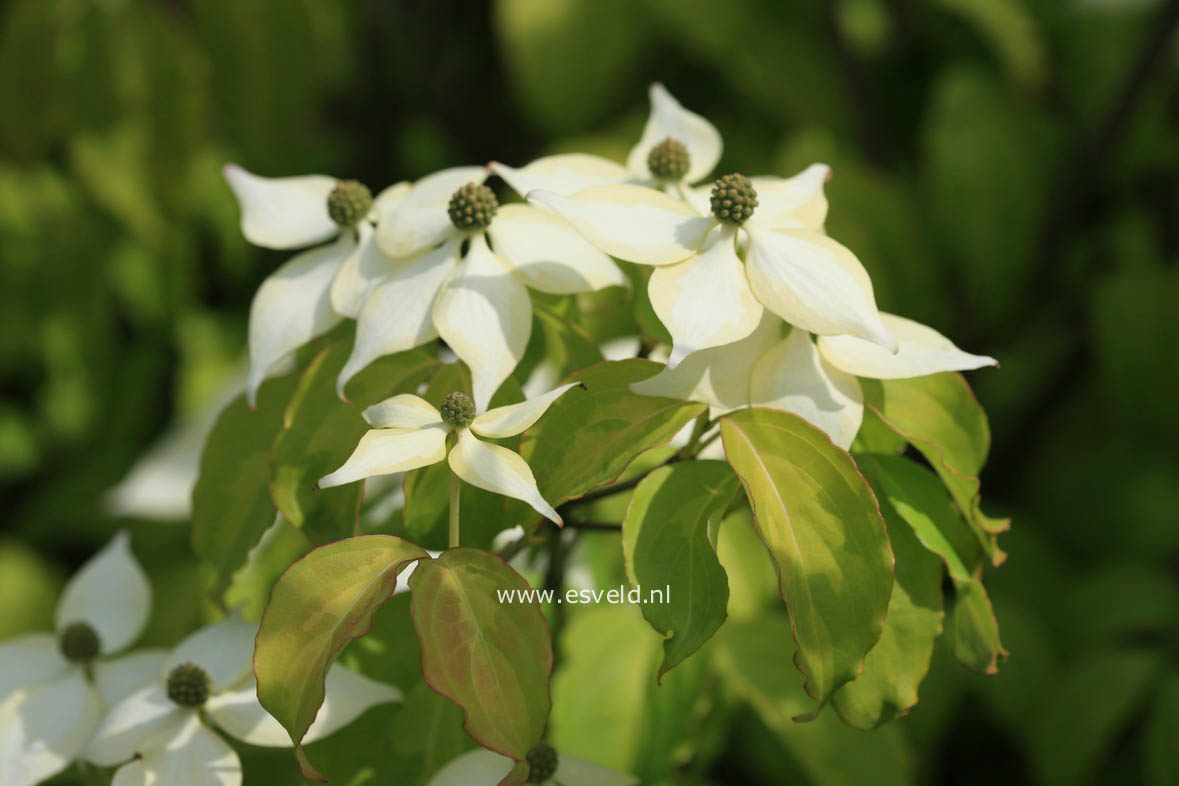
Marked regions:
[0,534,397,786]
[227,84,994,516]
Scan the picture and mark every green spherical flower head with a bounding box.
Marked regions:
[526,741,559,784]
[710,173,758,225]
[448,182,498,230]
[58,621,101,663]
[440,391,476,429]
[166,662,211,708]
[647,137,691,181]
[327,180,373,228]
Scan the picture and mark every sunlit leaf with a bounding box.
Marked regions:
[719,408,893,717]
[622,461,738,679]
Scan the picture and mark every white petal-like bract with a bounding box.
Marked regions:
[337,239,460,397]
[488,204,625,294]
[432,234,532,411]
[528,185,713,266]
[491,154,631,198]
[448,431,561,524]
[470,383,582,439]
[93,649,169,709]
[56,531,151,656]
[750,163,831,231]
[362,394,444,430]
[817,313,999,380]
[0,670,101,786]
[0,634,68,703]
[246,236,351,404]
[648,227,763,366]
[627,83,722,184]
[319,426,449,488]
[222,165,337,250]
[745,227,896,351]
[85,682,185,767]
[749,329,864,450]
[376,166,485,257]
[110,713,240,786]
[165,616,256,693]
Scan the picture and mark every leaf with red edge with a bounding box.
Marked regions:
[409,548,552,780]
[254,535,428,780]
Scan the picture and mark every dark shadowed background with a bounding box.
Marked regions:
[1,1,1177,785]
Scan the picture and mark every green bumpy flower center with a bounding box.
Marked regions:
[526,741,559,783]
[448,182,498,230]
[58,621,101,663]
[647,137,691,181]
[440,391,476,428]
[327,179,373,227]
[166,662,211,708]
[710,173,758,225]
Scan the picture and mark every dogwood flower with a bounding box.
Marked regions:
[85,615,397,786]
[633,313,996,448]
[319,385,581,524]
[490,82,722,198]
[530,162,897,368]
[0,533,157,786]
[335,167,623,410]
[223,164,409,404]
[426,743,638,786]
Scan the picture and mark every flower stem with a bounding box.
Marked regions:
[448,470,461,548]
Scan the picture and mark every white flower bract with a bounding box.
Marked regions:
[425,747,638,786]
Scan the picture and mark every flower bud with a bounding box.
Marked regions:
[525,740,559,783]
[647,137,691,181]
[327,180,373,228]
[447,183,498,230]
[710,173,758,225]
[166,662,211,707]
[58,622,101,663]
[439,391,476,429]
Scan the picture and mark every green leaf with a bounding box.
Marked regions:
[945,580,1007,675]
[550,604,709,783]
[832,487,944,729]
[719,408,893,717]
[1143,673,1179,786]
[520,359,705,506]
[409,548,552,769]
[855,453,1007,675]
[533,300,604,379]
[863,373,1009,564]
[269,343,437,542]
[1030,649,1161,786]
[714,618,915,786]
[191,372,297,598]
[254,535,428,780]
[621,461,737,679]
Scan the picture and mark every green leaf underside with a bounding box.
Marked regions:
[719,408,894,718]
[858,454,1007,674]
[520,359,705,506]
[831,487,944,728]
[862,374,1009,564]
[714,619,915,785]
[622,461,737,680]
[409,548,552,766]
[269,343,437,541]
[254,535,428,780]
[192,372,298,598]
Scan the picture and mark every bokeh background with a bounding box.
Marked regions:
[2,1,1178,785]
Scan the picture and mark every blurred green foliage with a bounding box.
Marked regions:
[1,0,1177,784]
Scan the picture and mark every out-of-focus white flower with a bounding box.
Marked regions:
[491,83,722,198]
[320,386,581,524]
[530,163,898,369]
[337,167,623,410]
[426,745,638,786]
[85,616,398,786]
[0,533,158,786]
[634,313,996,449]
[223,165,407,404]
